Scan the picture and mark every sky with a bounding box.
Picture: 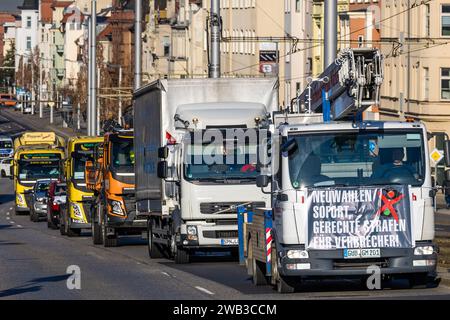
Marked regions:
[0,0,23,13]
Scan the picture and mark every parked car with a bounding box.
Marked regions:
[29,179,53,222]
[23,104,32,114]
[0,94,17,107]
[47,181,67,229]
[0,158,12,177]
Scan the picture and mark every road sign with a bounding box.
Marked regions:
[430,148,444,164]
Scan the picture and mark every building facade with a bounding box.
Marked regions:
[15,0,39,71]
[380,0,450,138]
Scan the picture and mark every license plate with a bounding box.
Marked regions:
[344,248,381,259]
[221,238,238,246]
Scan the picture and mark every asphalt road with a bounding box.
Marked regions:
[1,109,450,300]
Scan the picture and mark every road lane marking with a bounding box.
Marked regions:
[6,212,10,215]
[195,286,214,295]
[161,271,171,277]
[9,221,14,224]
[6,217,10,220]
[17,225,22,228]
[9,207,12,210]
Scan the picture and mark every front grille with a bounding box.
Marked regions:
[200,202,265,215]
[333,258,389,270]
[203,230,238,239]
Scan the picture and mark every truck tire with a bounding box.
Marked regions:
[66,227,81,237]
[92,206,103,245]
[102,217,118,247]
[59,220,66,235]
[148,219,164,258]
[271,244,295,293]
[174,246,190,264]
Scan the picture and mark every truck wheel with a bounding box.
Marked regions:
[148,219,164,258]
[102,217,118,247]
[59,220,66,235]
[174,246,190,264]
[271,245,295,293]
[92,207,103,245]
[67,227,81,237]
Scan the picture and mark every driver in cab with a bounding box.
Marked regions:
[371,148,416,180]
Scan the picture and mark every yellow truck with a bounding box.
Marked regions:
[12,132,65,215]
[59,136,103,237]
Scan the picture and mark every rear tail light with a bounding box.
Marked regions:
[52,203,60,211]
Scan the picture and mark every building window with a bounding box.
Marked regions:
[26,36,31,50]
[442,5,450,36]
[425,4,430,37]
[163,36,170,56]
[26,16,31,28]
[424,67,429,101]
[296,0,301,12]
[358,35,364,47]
[441,68,450,99]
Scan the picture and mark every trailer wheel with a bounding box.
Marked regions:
[174,245,190,264]
[271,245,295,293]
[92,206,103,245]
[148,219,164,259]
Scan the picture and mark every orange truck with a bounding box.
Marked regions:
[86,128,147,247]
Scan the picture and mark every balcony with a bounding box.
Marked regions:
[52,68,65,79]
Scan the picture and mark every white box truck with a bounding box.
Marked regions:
[133,78,278,263]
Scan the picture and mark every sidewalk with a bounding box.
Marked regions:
[1,107,83,139]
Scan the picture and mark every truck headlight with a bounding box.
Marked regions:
[414,246,434,256]
[286,250,309,259]
[71,203,83,219]
[111,200,124,215]
[187,225,197,236]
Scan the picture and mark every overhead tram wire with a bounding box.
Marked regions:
[223,0,434,75]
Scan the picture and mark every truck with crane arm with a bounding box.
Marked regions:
[241,48,447,293]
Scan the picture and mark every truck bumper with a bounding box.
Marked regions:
[277,242,438,278]
[179,222,238,249]
[105,211,147,230]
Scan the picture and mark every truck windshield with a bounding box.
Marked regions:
[288,130,425,188]
[18,161,61,181]
[72,142,99,180]
[112,139,134,170]
[0,141,12,148]
[184,142,259,182]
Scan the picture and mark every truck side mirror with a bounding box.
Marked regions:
[157,161,168,179]
[158,146,169,159]
[444,140,450,167]
[256,175,270,188]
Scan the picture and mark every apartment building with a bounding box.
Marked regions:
[0,13,17,65]
[311,0,349,76]
[380,1,450,136]
[15,0,39,71]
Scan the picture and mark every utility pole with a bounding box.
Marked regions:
[31,59,35,115]
[324,0,337,69]
[97,66,100,136]
[118,66,122,125]
[87,14,92,135]
[39,59,43,118]
[90,0,97,135]
[134,0,142,90]
[209,0,221,78]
